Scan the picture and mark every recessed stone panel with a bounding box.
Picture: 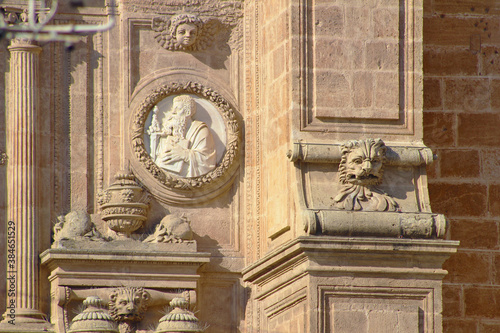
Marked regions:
[312,0,400,121]
[299,0,417,136]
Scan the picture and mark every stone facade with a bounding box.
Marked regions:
[0,0,494,332]
[424,1,500,332]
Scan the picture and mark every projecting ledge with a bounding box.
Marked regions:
[243,236,459,285]
[243,237,458,333]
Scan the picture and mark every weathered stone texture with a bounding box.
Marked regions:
[258,0,293,244]
[2,0,497,331]
[424,0,500,330]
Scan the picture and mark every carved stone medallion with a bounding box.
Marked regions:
[130,82,240,204]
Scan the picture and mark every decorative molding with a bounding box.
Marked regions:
[320,286,434,333]
[295,0,417,136]
[288,142,435,166]
[306,210,447,239]
[254,1,262,263]
[95,31,105,193]
[130,81,240,192]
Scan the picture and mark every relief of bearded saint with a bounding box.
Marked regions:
[148,95,217,178]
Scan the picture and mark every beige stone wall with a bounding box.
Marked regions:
[0,2,247,330]
[423,1,500,331]
[258,0,295,249]
[0,0,492,331]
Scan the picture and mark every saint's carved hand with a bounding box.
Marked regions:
[161,144,189,163]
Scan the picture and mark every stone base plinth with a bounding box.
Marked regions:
[243,236,459,333]
[0,322,54,333]
[40,242,210,333]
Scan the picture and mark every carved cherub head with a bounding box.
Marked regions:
[109,287,150,323]
[169,14,203,49]
[338,139,386,186]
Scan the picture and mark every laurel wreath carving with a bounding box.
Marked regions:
[131,81,240,190]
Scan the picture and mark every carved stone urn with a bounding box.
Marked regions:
[155,297,203,333]
[99,170,149,238]
[68,296,119,333]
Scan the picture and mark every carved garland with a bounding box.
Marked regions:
[131,82,240,190]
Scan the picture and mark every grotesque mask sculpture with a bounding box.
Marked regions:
[333,139,397,211]
[339,138,385,186]
[109,287,150,333]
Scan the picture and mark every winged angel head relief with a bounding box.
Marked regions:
[152,13,222,51]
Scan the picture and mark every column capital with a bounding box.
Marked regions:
[8,38,42,53]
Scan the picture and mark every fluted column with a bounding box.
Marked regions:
[1,38,46,325]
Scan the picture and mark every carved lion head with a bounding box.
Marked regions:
[109,287,150,323]
[338,139,386,186]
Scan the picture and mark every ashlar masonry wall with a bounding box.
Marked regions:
[423,1,500,331]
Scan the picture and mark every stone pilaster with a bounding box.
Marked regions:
[1,38,51,330]
[243,237,459,333]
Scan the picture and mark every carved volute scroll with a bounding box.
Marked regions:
[130,82,240,204]
[332,138,398,212]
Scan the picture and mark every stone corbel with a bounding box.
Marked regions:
[291,139,446,239]
[288,142,435,166]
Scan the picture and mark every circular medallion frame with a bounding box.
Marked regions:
[130,81,240,204]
